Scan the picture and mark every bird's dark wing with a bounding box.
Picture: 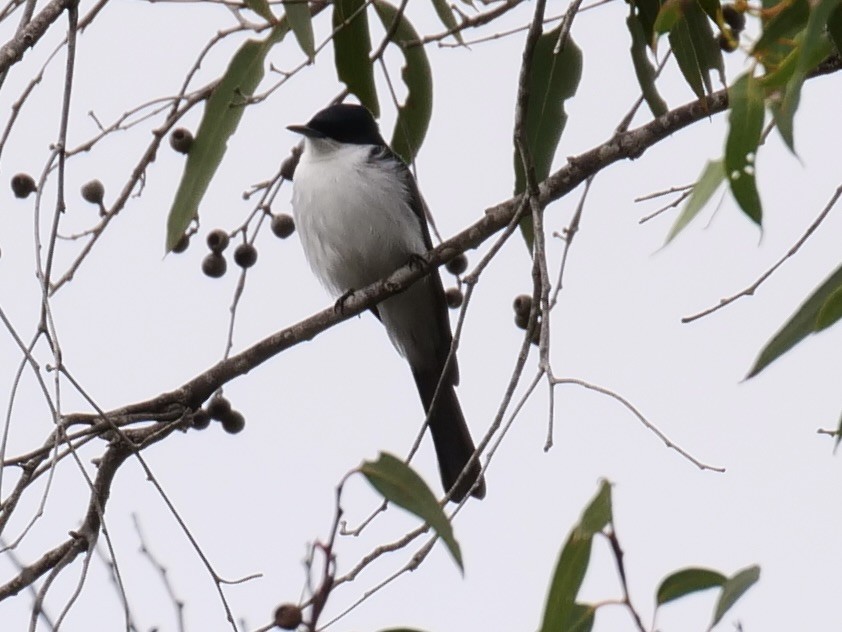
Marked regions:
[369,145,458,385]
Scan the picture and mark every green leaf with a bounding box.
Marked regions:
[243,0,275,22]
[166,26,287,251]
[286,1,315,60]
[373,1,433,165]
[724,73,764,226]
[633,0,663,45]
[513,27,582,247]
[627,14,669,117]
[666,159,725,243]
[747,263,842,378]
[577,479,612,536]
[696,0,721,21]
[753,0,809,56]
[709,565,760,629]
[829,4,842,53]
[815,286,842,331]
[430,0,464,45]
[668,0,725,98]
[656,567,727,605]
[564,604,596,632]
[654,0,683,35]
[360,453,463,571]
[775,0,839,151]
[539,483,612,632]
[333,0,379,116]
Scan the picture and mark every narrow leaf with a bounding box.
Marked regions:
[564,604,596,632]
[513,27,582,247]
[815,286,842,331]
[709,565,760,628]
[540,529,592,632]
[634,0,663,45]
[360,453,463,571]
[430,0,464,45]
[627,14,669,117]
[539,483,611,632]
[669,0,724,98]
[748,263,842,378]
[724,73,764,225]
[286,1,316,60]
[243,0,274,22]
[166,26,287,250]
[333,0,379,116]
[656,567,727,605]
[829,4,842,53]
[373,1,433,165]
[653,0,683,35]
[752,0,809,55]
[577,479,612,536]
[776,0,839,151]
[666,159,725,243]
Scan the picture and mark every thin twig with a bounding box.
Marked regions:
[683,184,842,323]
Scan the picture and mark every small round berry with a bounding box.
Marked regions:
[81,179,105,205]
[445,253,468,276]
[170,128,194,154]
[514,311,530,330]
[206,395,232,420]
[192,409,211,430]
[206,229,230,253]
[718,31,738,52]
[11,173,36,199]
[513,294,533,318]
[233,243,258,268]
[202,253,227,278]
[171,233,190,253]
[445,287,463,309]
[271,213,295,239]
[274,604,303,630]
[721,4,745,33]
[221,410,245,434]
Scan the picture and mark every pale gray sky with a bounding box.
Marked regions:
[1,1,841,631]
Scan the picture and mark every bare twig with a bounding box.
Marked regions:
[683,184,842,323]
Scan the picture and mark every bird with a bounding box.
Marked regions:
[287,103,485,502]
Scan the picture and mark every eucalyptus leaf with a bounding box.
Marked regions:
[748,263,842,378]
[373,1,433,165]
[333,0,379,116]
[725,73,764,225]
[360,453,463,571]
[165,25,287,250]
[539,483,612,632]
[666,159,725,243]
[286,1,316,60]
[709,565,760,628]
[656,567,727,605]
[513,27,582,248]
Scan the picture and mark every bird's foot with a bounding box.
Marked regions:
[334,289,356,315]
[407,253,428,272]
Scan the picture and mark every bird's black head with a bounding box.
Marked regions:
[287,104,385,145]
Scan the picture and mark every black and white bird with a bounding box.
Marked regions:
[287,103,485,501]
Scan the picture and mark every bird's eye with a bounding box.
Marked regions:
[368,146,388,162]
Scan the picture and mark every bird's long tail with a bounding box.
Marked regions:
[413,368,486,501]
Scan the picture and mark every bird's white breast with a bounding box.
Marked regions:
[291,139,427,298]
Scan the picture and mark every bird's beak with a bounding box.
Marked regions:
[287,124,325,138]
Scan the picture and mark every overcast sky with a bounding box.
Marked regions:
[1,1,841,631]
